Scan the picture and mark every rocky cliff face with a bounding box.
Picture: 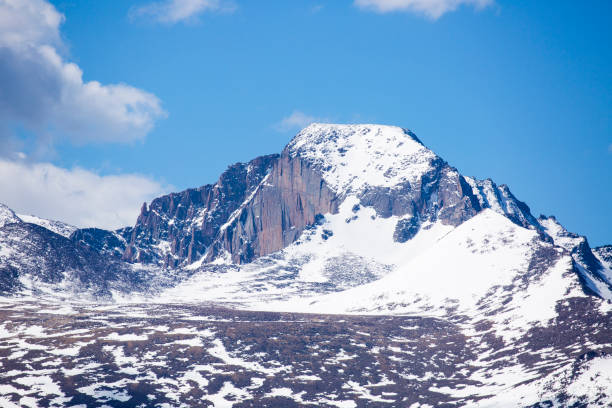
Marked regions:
[205,152,339,263]
[465,177,541,229]
[205,126,494,263]
[595,245,612,265]
[121,154,278,267]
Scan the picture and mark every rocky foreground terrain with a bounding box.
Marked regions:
[1,124,611,406]
[0,299,610,407]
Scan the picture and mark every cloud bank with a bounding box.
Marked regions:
[0,159,169,230]
[131,0,236,24]
[0,0,168,229]
[275,111,323,132]
[0,0,165,149]
[354,0,493,19]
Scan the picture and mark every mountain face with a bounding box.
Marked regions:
[0,123,610,407]
[0,205,148,298]
[120,125,541,268]
[120,154,278,267]
[1,124,609,302]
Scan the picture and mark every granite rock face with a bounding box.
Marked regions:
[358,161,483,236]
[121,154,278,267]
[205,152,340,263]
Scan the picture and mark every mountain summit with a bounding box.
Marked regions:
[287,124,438,194]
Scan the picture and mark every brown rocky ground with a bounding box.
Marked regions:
[0,299,610,407]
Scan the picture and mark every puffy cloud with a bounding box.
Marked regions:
[130,0,236,24]
[0,158,170,230]
[354,0,493,19]
[275,111,323,132]
[0,0,165,149]
[0,1,169,230]
[0,0,63,47]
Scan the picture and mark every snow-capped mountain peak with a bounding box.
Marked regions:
[0,203,21,228]
[285,123,439,195]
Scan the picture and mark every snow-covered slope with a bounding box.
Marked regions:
[149,195,455,304]
[159,209,585,328]
[17,213,77,238]
[268,210,582,322]
[0,204,21,228]
[594,245,612,282]
[286,124,438,194]
[540,215,612,299]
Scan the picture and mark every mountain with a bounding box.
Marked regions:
[0,204,153,298]
[15,213,77,238]
[114,124,611,301]
[0,124,610,407]
[123,124,536,266]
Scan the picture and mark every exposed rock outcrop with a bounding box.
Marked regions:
[70,227,130,259]
[122,154,278,267]
[205,152,339,263]
[539,214,612,298]
[594,245,612,265]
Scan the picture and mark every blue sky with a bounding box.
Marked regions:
[0,0,610,246]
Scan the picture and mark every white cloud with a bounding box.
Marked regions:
[354,0,493,19]
[275,111,323,132]
[0,0,63,47]
[131,0,236,24]
[0,158,170,230]
[0,0,165,149]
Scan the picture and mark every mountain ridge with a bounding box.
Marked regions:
[1,123,609,300]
